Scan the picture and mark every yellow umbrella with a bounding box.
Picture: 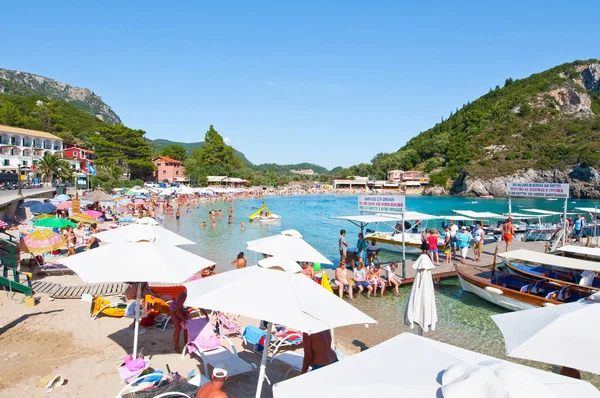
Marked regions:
[21,229,65,254]
[33,214,54,220]
[69,213,96,223]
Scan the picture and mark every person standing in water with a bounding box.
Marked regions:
[231,252,246,269]
[175,207,181,221]
[228,214,233,224]
[240,221,246,230]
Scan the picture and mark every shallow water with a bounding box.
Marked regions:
[163,194,600,387]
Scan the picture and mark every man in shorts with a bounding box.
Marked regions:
[472,224,484,262]
[502,218,516,252]
[338,229,348,260]
[449,220,459,256]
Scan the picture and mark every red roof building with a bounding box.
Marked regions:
[62,144,95,174]
[152,156,186,183]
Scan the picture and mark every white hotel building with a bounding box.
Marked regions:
[0,125,63,173]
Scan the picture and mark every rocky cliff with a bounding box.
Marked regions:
[451,166,600,198]
[0,68,121,124]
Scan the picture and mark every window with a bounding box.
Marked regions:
[156,162,161,166]
[3,159,9,166]
[32,140,36,148]
[162,170,166,175]
[22,160,27,166]
[73,151,78,157]
[176,171,179,175]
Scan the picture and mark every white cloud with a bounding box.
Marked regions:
[223,137,231,143]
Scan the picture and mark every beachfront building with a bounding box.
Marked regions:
[387,169,430,187]
[207,176,249,187]
[152,156,185,183]
[62,144,95,173]
[333,176,369,189]
[0,125,63,179]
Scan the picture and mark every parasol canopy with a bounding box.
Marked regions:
[30,202,57,214]
[34,217,76,229]
[22,229,65,254]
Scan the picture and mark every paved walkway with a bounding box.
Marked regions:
[0,187,56,207]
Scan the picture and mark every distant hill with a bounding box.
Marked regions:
[0,68,121,124]
[341,59,600,196]
[146,138,253,166]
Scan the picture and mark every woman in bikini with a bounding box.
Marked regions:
[367,264,386,297]
[66,226,77,256]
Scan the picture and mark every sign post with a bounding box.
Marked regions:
[505,183,570,246]
[358,195,406,276]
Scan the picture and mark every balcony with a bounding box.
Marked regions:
[22,142,32,147]
[54,146,62,151]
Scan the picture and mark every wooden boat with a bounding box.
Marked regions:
[502,261,600,289]
[456,265,596,311]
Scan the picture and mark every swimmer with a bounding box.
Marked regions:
[241,221,246,229]
[228,214,233,224]
[212,220,216,227]
[175,207,181,221]
[200,221,206,227]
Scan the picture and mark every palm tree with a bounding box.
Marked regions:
[35,154,73,182]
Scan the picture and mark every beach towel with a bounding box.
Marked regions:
[186,318,221,352]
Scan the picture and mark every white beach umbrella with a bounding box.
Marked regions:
[273,333,600,398]
[184,266,376,398]
[258,256,302,272]
[247,231,332,265]
[404,254,438,333]
[61,238,213,358]
[491,301,600,374]
[93,224,195,246]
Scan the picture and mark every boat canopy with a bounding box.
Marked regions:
[502,213,539,219]
[575,207,599,213]
[521,209,563,216]
[332,215,400,224]
[558,245,600,258]
[453,210,505,219]
[375,211,438,221]
[438,215,475,221]
[499,249,600,272]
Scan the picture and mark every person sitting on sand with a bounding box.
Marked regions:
[86,223,100,250]
[301,329,338,373]
[66,226,77,256]
[231,252,246,269]
[367,264,386,297]
[353,261,372,297]
[197,366,229,398]
[334,258,354,301]
[301,262,315,279]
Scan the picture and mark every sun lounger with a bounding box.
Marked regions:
[182,317,256,378]
[269,327,303,356]
[272,349,347,379]
[216,312,242,337]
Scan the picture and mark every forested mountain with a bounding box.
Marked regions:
[0,68,121,124]
[146,138,253,166]
[339,60,600,197]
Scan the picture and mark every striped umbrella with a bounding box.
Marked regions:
[22,229,65,254]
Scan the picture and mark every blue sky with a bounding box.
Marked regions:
[1,1,597,169]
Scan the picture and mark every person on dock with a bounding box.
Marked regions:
[574,214,585,243]
[335,258,355,301]
[352,261,372,297]
[301,329,338,373]
[197,366,228,398]
[449,220,459,257]
[420,228,430,255]
[472,224,484,262]
[428,228,440,266]
[367,263,386,297]
[339,229,348,260]
[383,262,402,296]
[502,218,516,252]
[456,226,472,264]
[443,226,452,264]
[367,239,380,266]
[231,252,246,269]
[356,233,367,264]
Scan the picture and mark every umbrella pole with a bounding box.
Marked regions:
[133,283,141,359]
[255,321,273,398]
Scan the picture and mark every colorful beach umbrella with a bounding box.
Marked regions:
[33,214,54,220]
[83,210,103,219]
[34,217,76,229]
[113,206,131,213]
[55,201,72,210]
[134,199,146,205]
[118,199,132,205]
[69,213,96,223]
[20,201,42,208]
[0,220,8,229]
[30,202,57,214]
[22,229,65,254]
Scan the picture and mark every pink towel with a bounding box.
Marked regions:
[186,318,222,352]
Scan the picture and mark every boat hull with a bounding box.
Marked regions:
[457,273,540,311]
[503,261,600,290]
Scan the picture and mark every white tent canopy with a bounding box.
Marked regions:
[498,249,600,272]
[521,208,563,216]
[377,211,438,221]
[492,301,600,375]
[272,333,599,397]
[575,207,599,213]
[558,245,600,258]
[247,231,332,265]
[93,224,195,246]
[438,215,475,221]
[332,215,402,224]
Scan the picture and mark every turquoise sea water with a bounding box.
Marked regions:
[163,194,600,386]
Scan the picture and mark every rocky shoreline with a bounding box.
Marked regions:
[423,166,600,198]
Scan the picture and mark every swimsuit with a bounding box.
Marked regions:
[311,358,339,370]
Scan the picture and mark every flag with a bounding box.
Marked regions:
[87,163,97,176]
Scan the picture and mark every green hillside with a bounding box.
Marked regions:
[146,138,253,166]
[341,60,600,186]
